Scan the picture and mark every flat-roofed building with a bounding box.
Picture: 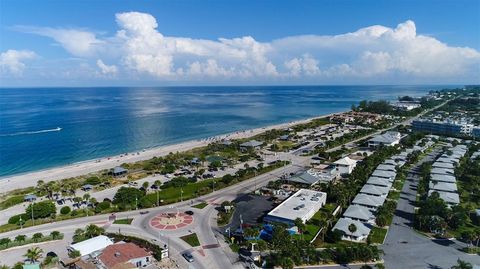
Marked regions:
[69,235,114,257]
[368,131,401,148]
[332,218,371,242]
[264,189,327,226]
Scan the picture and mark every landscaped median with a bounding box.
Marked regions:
[180,233,200,247]
[0,231,64,251]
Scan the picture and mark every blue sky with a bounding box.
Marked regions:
[0,0,479,86]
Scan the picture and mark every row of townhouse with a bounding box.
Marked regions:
[332,136,435,242]
[427,143,468,206]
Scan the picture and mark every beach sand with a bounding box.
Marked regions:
[0,113,338,194]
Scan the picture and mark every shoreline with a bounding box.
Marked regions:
[0,111,343,194]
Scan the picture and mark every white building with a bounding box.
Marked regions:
[334,156,358,175]
[392,102,421,111]
[69,235,114,257]
[264,189,327,226]
[368,131,401,148]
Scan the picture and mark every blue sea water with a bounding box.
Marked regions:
[0,86,452,177]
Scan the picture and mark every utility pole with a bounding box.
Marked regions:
[180,188,184,202]
[156,190,159,206]
[19,216,23,229]
[31,201,34,226]
[135,196,138,211]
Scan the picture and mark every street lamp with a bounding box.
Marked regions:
[31,201,34,226]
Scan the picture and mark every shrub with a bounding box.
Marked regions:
[70,210,79,216]
[8,213,27,225]
[84,176,101,185]
[95,201,111,213]
[25,200,56,219]
[60,206,71,215]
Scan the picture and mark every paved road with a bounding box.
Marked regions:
[0,159,306,268]
[382,147,480,268]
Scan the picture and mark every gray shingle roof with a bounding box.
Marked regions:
[288,172,320,185]
[360,184,390,196]
[332,217,371,238]
[428,190,460,205]
[352,193,386,208]
[430,174,456,183]
[430,167,455,175]
[432,162,454,169]
[376,164,397,172]
[371,169,396,179]
[366,176,393,187]
[429,182,458,193]
[240,140,263,147]
[343,205,375,222]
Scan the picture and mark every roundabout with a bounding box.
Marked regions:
[149,212,194,230]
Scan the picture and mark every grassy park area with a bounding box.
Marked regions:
[180,233,200,247]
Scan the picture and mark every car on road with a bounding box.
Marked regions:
[182,252,194,262]
[140,211,149,215]
[185,210,194,215]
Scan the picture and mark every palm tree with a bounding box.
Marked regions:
[451,259,473,269]
[50,231,61,240]
[32,233,43,242]
[84,224,104,238]
[348,223,357,240]
[24,247,43,263]
[15,235,26,244]
[0,238,11,247]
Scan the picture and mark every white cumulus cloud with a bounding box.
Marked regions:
[0,49,37,75]
[11,14,480,83]
[96,59,118,76]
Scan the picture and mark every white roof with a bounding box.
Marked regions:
[267,189,326,222]
[334,157,357,166]
[69,235,114,257]
[432,162,454,169]
[368,131,401,144]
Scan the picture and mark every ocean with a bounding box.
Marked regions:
[0,85,451,177]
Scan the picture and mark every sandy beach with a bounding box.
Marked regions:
[0,113,341,194]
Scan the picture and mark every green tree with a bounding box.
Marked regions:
[24,247,43,262]
[15,235,26,244]
[50,231,61,240]
[32,233,43,242]
[25,200,56,220]
[113,187,145,207]
[451,259,473,269]
[84,224,104,238]
[0,238,11,247]
[68,249,81,259]
[60,206,71,215]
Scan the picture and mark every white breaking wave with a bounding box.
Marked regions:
[0,127,62,137]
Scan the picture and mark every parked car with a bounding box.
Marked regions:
[185,210,194,216]
[182,252,194,262]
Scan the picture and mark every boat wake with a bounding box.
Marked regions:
[0,127,62,137]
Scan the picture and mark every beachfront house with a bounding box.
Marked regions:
[368,131,401,148]
[333,156,357,175]
[111,166,128,177]
[24,194,37,202]
[239,140,263,151]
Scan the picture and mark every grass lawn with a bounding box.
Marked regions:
[368,227,388,244]
[113,218,133,225]
[192,202,208,209]
[180,233,201,247]
[393,180,404,190]
[387,191,400,201]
